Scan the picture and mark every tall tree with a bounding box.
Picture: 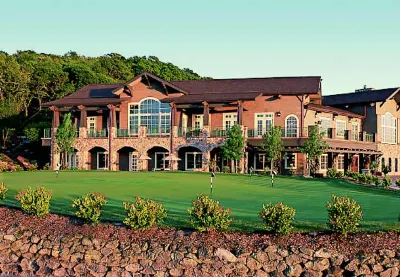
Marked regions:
[221,124,245,173]
[300,126,329,176]
[261,126,284,184]
[54,113,76,166]
[0,98,23,148]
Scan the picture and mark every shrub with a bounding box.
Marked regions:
[373,176,381,186]
[365,174,374,185]
[0,182,8,201]
[327,168,337,178]
[326,195,363,237]
[123,197,167,230]
[27,162,38,171]
[72,193,107,224]
[358,174,368,184]
[14,165,23,171]
[381,176,392,188]
[42,163,51,170]
[187,194,232,231]
[382,165,390,176]
[395,178,400,187]
[15,187,52,217]
[222,166,230,174]
[259,202,296,235]
[336,171,344,179]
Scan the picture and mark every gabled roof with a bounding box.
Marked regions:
[323,88,400,106]
[306,103,365,119]
[170,76,321,95]
[42,84,123,107]
[162,92,261,104]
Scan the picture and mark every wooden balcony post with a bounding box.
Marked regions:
[50,106,60,128]
[202,101,209,126]
[78,105,87,138]
[237,100,243,125]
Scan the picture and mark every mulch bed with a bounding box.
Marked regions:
[0,207,399,256]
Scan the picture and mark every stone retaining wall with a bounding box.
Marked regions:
[0,229,399,277]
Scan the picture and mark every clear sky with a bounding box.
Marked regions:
[1,0,399,95]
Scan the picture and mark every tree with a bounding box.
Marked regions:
[54,113,76,166]
[0,98,22,148]
[221,124,245,173]
[261,126,284,184]
[300,126,329,176]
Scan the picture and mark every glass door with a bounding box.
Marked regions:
[255,113,274,137]
[130,153,138,171]
[97,152,109,170]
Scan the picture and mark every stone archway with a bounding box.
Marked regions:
[88,146,108,170]
[147,146,169,171]
[177,146,203,171]
[117,146,138,171]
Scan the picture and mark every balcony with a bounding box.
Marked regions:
[147,127,170,137]
[116,128,138,138]
[87,129,108,138]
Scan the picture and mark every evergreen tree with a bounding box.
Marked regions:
[221,124,245,173]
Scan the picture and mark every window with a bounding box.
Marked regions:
[193,115,203,130]
[389,158,392,172]
[337,154,344,171]
[381,157,385,170]
[255,113,274,136]
[97,152,109,170]
[336,120,346,138]
[319,154,328,171]
[129,153,138,171]
[185,152,203,170]
[87,117,97,136]
[254,153,267,171]
[284,153,297,169]
[155,152,170,170]
[128,98,171,136]
[223,113,237,130]
[381,112,397,144]
[395,158,398,172]
[285,115,298,137]
[67,153,79,169]
[351,122,359,140]
[320,117,331,136]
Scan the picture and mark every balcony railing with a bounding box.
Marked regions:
[43,128,51,138]
[87,129,108,138]
[177,127,203,138]
[210,128,228,137]
[117,129,138,137]
[147,127,170,136]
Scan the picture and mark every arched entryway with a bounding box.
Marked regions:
[178,146,203,171]
[210,147,225,172]
[118,146,138,171]
[88,146,108,170]
[147,146,169,171]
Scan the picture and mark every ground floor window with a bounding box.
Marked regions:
[155,152,170,169]
[129,153,138,171]
[185,152,202,170]
[389,158,392,172]
[319,154,328,171]
[284,153,297,169]
[97,152,109,170]
[67,153,78,169]
[254,153,267,171]
[396,158,398,172]
[337,154,344,171]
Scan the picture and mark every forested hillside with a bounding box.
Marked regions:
[0,50,204,148]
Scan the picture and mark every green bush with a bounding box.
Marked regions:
[336,171,344,179]
[42,163,51,170]
[327,168,337,178]
[372,176,381,186]
[326,195,363,237]
[395,178,400,187]
[187,194,232,231]
[72,193,107,224]
[358,174,367,184]
[123,196,167,230]
[222,166,230,173]
[381,176,392,188]
[0,183,8,201]
[382,165,390,176]
[13,165,24,171]
[259,202,296,235]
[27,162,38,171]
[15,187,52,217]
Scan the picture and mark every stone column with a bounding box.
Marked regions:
[202,101,210,126]
[49,106,60,170]
[78,106,87,138]
[237,101,243,125]
[139,126,147,137]
[202,151,210,172]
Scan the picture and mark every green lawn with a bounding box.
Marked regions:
[0,171,399,232]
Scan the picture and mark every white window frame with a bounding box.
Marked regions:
[381,112,398,144]
[128,97,171,136]
[319,117,331,136]
[254,153,267,171]
[319,154,328,172]
[254,113,274,137]
[223,113,238,130]
[97,152,109,170]
[351,122,359,140]
[284,153,297,169]
[185,152,203,171]
[336,120,346,138]
[155,152,169,170]
[193,114,204,130]
[337,154,344,171]
[285,115,299,137]
[128,152,138,171]
[67,152,79,169]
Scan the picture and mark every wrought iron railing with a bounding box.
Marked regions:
[87,129,107,138]
[117,129,138,137]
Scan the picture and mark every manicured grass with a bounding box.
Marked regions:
[0,171,399,232]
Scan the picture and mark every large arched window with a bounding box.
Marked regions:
[129,98,171,135]
[382,112,397,144]
[285,115,298,137]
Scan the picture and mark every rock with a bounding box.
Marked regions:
[142,266,156,275]
[234,263,249,275]
[305,258,329,272]
[31,234,40,244]
[262,260,279,273]
[169,268,183,276]
[74,263,87,274]
[81,237,92,246]
[372,264,384,273]
[247,257,262,271]
[215,248,238,263]
[4,234,16,241]
[20,258,32,271]
[276,261,287,272]
[255,269,269,277]
[302,269,322,277]
[265,245,278,253]
[330,255,344,266]
[314,248,331,259]
[284,264,303,277]
[29,244,38,254]
[125,263,140,273]
[379,249,396,258]
[286,254,302,265]
[299,247,314,256]
[278,248,289,257]
[345,258,359,271]
[256,251,269,263]
[356,264,372,276]
[106,271,120,277]
[11,239,23,252]
[380,267,399,277]
[181,258,198,268]
[53,268,67,277]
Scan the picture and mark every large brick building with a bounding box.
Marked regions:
[42,72,381,175]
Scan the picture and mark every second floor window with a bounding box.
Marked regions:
[285,115,298,137]
[382,112,397,144]
[320,117,331,136]
[255,113,274,136]
[336,120,346,138]
[129,98,171,135]
[223,113,237,130]
[193,115,203,129]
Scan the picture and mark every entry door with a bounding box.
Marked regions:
[193,115,203,130]
[97,152,109,170]
[87,117,97,136]
[351,155,359,172]
[255,113,274,137]
[129,153,138,171]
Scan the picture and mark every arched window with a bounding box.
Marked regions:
[129,98,171,135]
[382,112,397,144]
[285,115,298,137]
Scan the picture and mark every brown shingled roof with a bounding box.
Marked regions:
[323,88,400,106]
[170,76,321,95]
[306,103,365,119]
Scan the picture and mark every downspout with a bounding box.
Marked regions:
[300,95,304,137]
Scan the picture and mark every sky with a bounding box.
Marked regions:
[0,0,399,95]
